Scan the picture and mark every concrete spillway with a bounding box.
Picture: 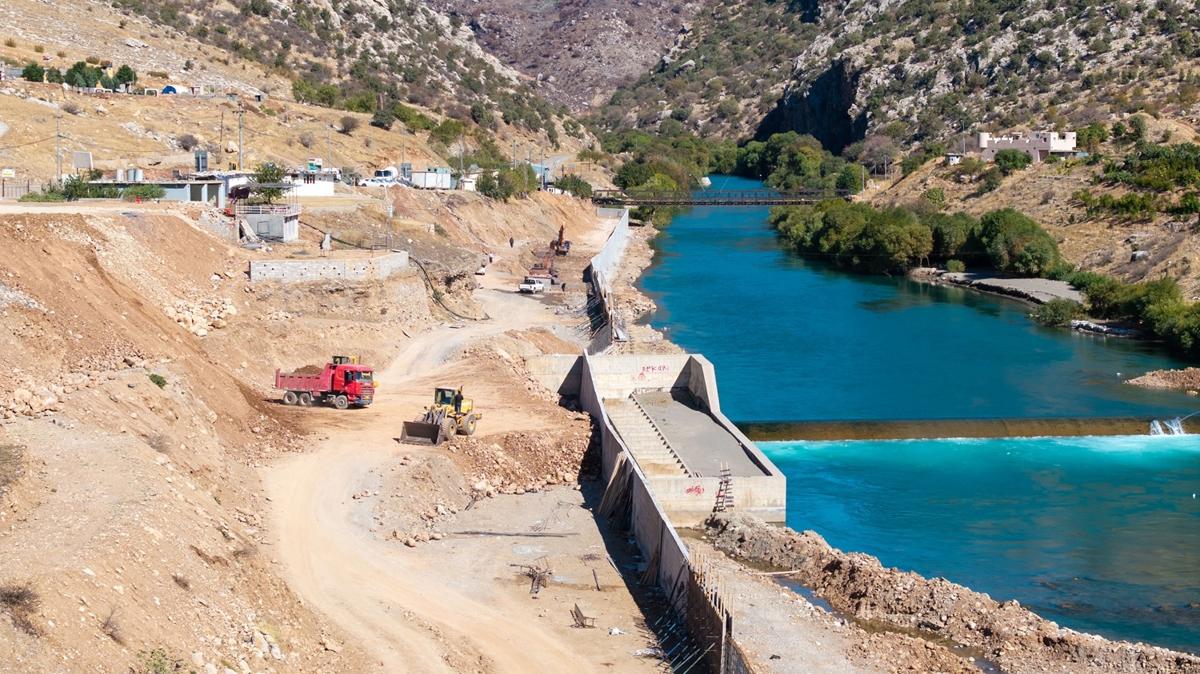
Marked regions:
[632,390,768,478]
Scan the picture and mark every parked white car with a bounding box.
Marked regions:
[518,277,546,294]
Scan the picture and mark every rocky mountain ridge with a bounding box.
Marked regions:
[595,0,1200,154]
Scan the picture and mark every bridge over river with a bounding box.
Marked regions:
[591,188,849,207]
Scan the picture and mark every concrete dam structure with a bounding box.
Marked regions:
[534,352,787,526]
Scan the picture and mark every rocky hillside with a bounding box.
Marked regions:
[428,0,702,112]
[91,0,578,143]
[596,0,1200,153]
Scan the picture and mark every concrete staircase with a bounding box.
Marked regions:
[604,398,689,476]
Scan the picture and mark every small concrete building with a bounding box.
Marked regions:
[410,167,453,190]
[979,131,1077,162]
[91,178,227,207]
[231,183,301,242]
[285,165,340,197]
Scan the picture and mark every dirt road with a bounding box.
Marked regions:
[264,278,624,672]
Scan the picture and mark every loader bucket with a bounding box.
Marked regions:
[400,421,443,446]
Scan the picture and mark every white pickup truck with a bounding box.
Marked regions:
[518,277,547,294]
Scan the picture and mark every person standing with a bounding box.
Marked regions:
[509,236,514,248]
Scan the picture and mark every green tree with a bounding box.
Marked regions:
[1129,115,1148,142]
[615,162,654,190]
[45,67,63,84]
[252,162,286,203]
[370,108,394,130]
[476,170,507,200]
[993,149,1032,175]
[555,174,592,199]
[978,208,1061,276]
[114,64,137,86]
[1077,122,1109,153]
[21,63,44,82]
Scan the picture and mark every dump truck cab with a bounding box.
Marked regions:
[335,365,375,406]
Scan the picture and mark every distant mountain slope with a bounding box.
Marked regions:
[597,0,1200,153]
[428,0,703,112]
[101,0,576,142]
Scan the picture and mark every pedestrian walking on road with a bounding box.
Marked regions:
[509,236,514,248]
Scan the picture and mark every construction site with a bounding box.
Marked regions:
[2,7,1199,669]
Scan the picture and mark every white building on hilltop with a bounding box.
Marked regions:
[978,131,1077,162]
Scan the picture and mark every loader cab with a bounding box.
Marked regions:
[434,387,457,407]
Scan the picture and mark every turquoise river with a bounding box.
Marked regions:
[638,175,1200,653]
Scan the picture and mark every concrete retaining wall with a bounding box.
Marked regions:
[580,352,691,603]
[580,352,761,673]
[248,251,409,283]
[524,354,584,396]
[587,353,692,399]
[587,208,631,352]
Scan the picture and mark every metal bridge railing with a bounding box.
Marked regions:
[591,188,849,206]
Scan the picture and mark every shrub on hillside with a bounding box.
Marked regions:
[1031,298,1084,326]
[994,149,1032,175]
[339,115,360,135]
[21,63,44,83]
[555,174,592,199]
[369,108,394,130]
[978,208,1061,276]
[176,133,199,151]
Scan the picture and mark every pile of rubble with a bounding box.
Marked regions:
[164,297,238,337]
[1126,367,1200,392]
[453,426,595,497]
[705,513,1200,674]
[0,355,150,420]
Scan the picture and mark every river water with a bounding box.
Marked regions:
[637,175,1200,652]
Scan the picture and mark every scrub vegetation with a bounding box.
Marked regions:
[1074,142,1200,218]
[1045,271,1200,358]
[769,203,1060,276]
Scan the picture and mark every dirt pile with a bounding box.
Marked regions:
[370,453,469,547]
[453,425,596,497]
[1126,368,1200,392]
[706,513,1200,674]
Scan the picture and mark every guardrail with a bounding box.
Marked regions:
[235,204,300,216]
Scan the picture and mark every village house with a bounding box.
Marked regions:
[978,131,1077,162]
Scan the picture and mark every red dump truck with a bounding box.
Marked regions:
[274,356,375,409]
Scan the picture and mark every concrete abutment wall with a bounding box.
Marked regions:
[248,251,409,283]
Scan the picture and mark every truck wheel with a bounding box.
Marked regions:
[458,414,477,436]
[333,395,349,410]
[283,391,299,406]
[299,392,313,406]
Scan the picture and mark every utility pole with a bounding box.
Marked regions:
[219,109,225,164]
[325,126,332,170]
[237,105,244,171]
[54,115,62,182]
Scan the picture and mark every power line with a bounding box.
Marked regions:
[0,136,56,151]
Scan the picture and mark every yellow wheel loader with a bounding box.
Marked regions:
[400,386,482,445]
